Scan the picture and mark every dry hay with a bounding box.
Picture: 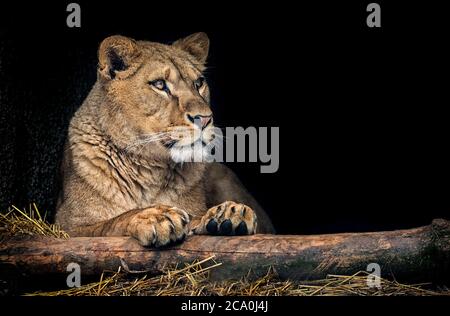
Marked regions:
[0,204,68,239]
[23,256,449,296]
[2,205,449,296]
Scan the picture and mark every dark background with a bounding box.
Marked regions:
[0,1,448,234]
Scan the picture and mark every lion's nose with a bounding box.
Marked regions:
[186,114,213,129]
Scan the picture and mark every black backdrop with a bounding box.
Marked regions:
[0,1,448,234]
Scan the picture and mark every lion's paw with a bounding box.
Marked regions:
[127,205,190,247]
[194,201,257,235]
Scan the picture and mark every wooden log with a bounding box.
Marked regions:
[1,219,449,282]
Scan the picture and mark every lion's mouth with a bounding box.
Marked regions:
[162,129,214,148]
[165,139,209,149]
[162,140,177,149]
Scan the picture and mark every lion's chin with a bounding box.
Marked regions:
[169,140,213,163]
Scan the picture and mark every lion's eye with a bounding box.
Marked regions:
[194,77,205,90]
[149,79,170,93]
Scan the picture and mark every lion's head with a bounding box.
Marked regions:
[94,32,217,163]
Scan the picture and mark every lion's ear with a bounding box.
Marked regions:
[98,35,143,80]
[173,32,209,64]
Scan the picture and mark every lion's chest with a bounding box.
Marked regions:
[111,161,207,214]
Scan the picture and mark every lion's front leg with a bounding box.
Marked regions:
[69,204,190,247]
[192,201,257,236]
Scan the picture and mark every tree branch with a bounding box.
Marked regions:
[1,219,449,282]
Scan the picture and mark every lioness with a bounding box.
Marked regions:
[56,33,275,247]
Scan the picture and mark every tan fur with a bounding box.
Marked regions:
[56,33,275,247]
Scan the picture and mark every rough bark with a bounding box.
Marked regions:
[1,219,449,282]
